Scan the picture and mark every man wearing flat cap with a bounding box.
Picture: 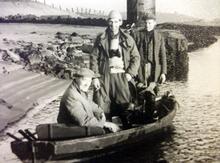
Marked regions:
[133,14,167,89]
[57,68,119,132]
[90,10,140,128]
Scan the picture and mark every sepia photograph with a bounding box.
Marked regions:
[0,0,220,162]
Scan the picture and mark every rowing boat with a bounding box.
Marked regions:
[10,94,178,162]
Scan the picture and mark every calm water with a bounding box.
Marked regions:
[162,37,220,162]
[0,24,220,162]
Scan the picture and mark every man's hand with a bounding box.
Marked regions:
[93,78,100,90]
[104,122,121,133]
[159,73,166,84]
[125,73,132,82]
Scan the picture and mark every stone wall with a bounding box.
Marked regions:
[160,29,188,81]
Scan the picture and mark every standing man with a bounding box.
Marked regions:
[90,10,140,127]
[131,14,167,121]
[133,14,167,88]
[57,68,119,132]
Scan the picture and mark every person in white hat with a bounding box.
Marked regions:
[90,10,140,128]
[57,68,119,132]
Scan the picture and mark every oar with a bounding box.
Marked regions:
[24,129,37,140]
[6,132,22,141]
[18,129,33,141]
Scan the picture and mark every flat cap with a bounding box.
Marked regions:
[74,68,99,78]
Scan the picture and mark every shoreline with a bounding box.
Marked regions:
[0,97,61,163]
[0,60,71,133]
[1,21,219,52]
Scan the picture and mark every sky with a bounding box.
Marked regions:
[38,0,220,20]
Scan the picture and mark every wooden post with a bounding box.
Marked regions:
[127,0,155,26]
[127,0,138,24]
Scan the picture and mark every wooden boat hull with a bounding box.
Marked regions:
[11,99,178,162]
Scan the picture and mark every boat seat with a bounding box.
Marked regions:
[36,123,105,140]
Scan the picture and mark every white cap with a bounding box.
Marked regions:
[108,10,122,21]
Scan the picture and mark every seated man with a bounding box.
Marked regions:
[57,68,119,132]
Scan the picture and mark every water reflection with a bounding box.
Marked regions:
[188,38,220,96]
[160,37,220,162]
[93,127,176,163]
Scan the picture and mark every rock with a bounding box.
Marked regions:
[81,34,93,40]
[0,31,95,79]
[56,32,63,35]
[5,50,20,62]
[81,43,93,54]
[70,36,84,44]
[160,29,189,81]
[55,32,66,40]
[66,47,75,53]
[47,45,56,51]
[28,53,43,65]
[71,32,79,37]
[0,50,9,61]
[59,42,68,50]
[37,43,44,49]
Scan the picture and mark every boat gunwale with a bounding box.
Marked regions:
[32,106,177,156]
[38,106,177,144]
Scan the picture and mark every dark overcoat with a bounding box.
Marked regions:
[133,28,167,83]
[90,29,140,79]
[90,29,140,113]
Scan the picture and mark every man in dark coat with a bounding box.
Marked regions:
[90,10,140,127]
[133,14,167,87]
[57,68,119,132]
[131,14,167,121]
